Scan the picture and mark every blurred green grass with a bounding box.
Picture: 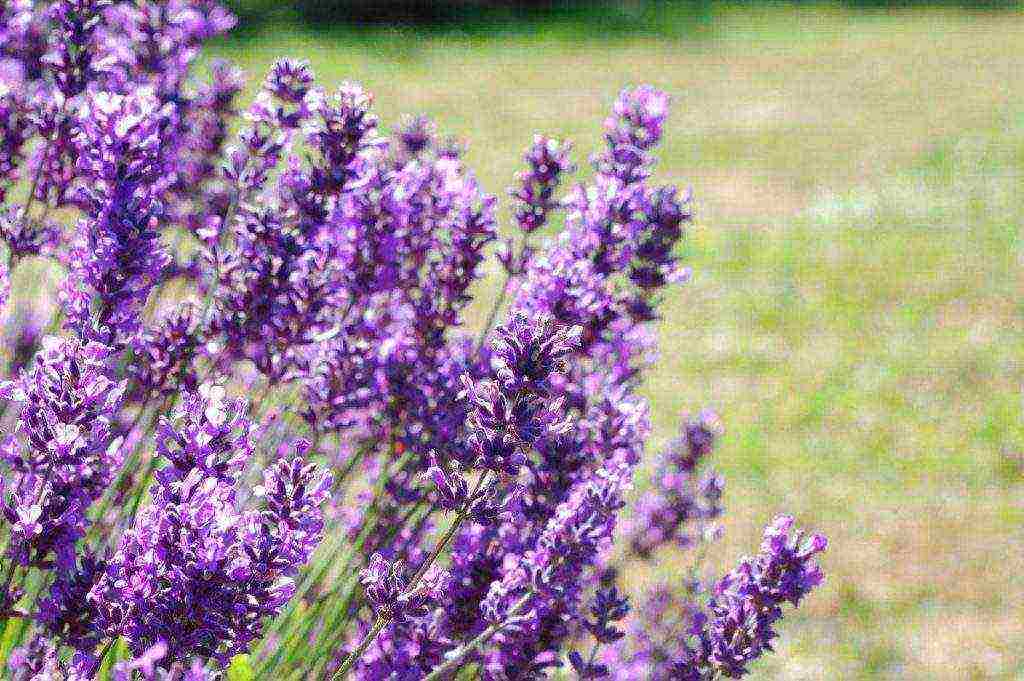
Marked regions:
[204,5,1024,679]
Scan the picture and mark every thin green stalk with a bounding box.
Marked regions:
[296,497,431,674]
[260,441,383,661]
[408,472,488,587]
[259,449,415,675]
[329,471,492,679]
[300,570,363,678]
[258,521,374,675]
[421,593,533,681]
[92,638,117,679]
[329,614,388,679]
[476,234,528,348]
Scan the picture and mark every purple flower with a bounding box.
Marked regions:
[625,185,693,322]
[424,456,514,524]
[510,135,575,235]
[0,2,47,83]
[424,457,470,513]
[37,550,105,655]
[210,202,332,381]
[462,315,578,475]
[43,0,118,99]
[301,134,496,441]
[254,446,333,580]
[209,69,393,383]
[585,586,630,644]
[394,114,436,163]
[360,552,447,625]
[463,377,570,475]
[0,25,833,679]
[112,641,168,680]
[623,410,724,559]
[0,207,63,261]
[128,299,204,400]
[222,87,288,203]
[0,81,32,206]
[569,649,610,679]
[477,464,633,678]
[7,634,62,681]
[302,82,383,196]
[0,336,125,571]
[171,59,244,230]
[670,516,828,680]
[61,89,173,347]
[111,642,216,680]
[264,58,315,107]
[0,259,8,310]
[491,314,580,393]
[1,306,49,375]
[90,385,330,668]
[594,85,670,185]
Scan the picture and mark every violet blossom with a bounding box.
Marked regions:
[0,11,832,677]
[624,411,724,559]
[0,336,125,572]
[670,516,828,680]
[61,88,173,348]
[89,385,330,669]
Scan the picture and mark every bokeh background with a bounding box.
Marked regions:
[202,2,1023,678]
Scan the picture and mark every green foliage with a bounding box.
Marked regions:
[226,655,256,681]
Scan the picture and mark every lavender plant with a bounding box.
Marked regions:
[0,2,827,678]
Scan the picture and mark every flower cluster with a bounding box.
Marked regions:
[510,135,575,235]
[88,385,329,671]
[0,3,828,677]
[623,410,725,559]
[127,300,204,400]
[360,552,447,625]
[671,516,828,680]
[462,316,578,475]
[0,337,124,572]
[60,88,174,347]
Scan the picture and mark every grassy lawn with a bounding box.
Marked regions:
[206,6,1024,679]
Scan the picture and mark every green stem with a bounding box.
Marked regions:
[476,234,528,348]
[408,472,488,588]
[92,638,117,679]
[264,447,414,676]
[330,614,389,679]
[329,471,492,679]
[421,593,533,681]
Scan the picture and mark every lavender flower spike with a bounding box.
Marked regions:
[360,552,447,625]
[0,336,125,572]
[594,85,670,185]
[624,410,724,559]
[463,316,579,475]
[90,385,331,669]
[510,135,575,234]
[62,88,173,347]
[671,516,828,680]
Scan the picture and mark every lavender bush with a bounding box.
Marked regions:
[0,1,827,678]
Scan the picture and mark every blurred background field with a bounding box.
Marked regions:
[202,4,1024,679]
